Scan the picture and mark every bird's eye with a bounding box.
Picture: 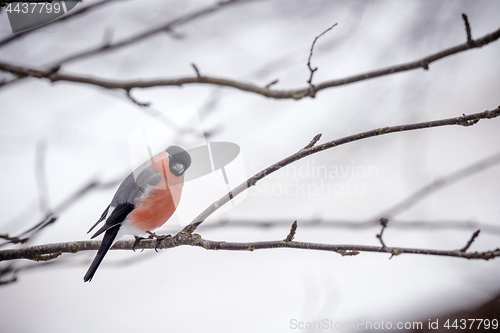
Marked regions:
[171,162,185,175]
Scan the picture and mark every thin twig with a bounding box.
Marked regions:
[0,215,58,249]
[0,234,29,245]
[49,0,244,66]
[462,13,473,45]
[0,177,122,248]
[126,89,151,107]
[284,221,297,242]
[460,230,480,252]
[191,63,201,77]
[302,133,322,150]
[376,218,388,249]
[307,23,337,89]
[17,215,57,240]
[265,79,279,89]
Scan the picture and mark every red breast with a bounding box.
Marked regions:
[128,151,184,231]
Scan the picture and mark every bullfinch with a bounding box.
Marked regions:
[84,145,191,282]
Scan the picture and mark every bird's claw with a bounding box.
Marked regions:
[154,234,171,252]
[146,231,171,252]
[132,236,146,252]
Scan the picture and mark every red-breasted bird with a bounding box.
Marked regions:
[84,146,191,282]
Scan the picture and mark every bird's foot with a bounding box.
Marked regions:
[132,236,146,252]
[154,234,171,252]
[146,231,171,252]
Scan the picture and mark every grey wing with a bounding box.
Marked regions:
[90,202,135,239]
[110,163,162,206]
[87,162,162,235]
[87,205,110,234]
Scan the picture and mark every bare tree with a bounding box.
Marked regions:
[1,1,499,331]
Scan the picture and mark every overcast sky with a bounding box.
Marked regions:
[1,1,500,332]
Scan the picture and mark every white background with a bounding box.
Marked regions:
[1,1,499,332]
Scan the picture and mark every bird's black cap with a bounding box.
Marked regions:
[166,145,191,176]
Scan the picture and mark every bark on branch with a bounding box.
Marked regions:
[0,233,498,262]
[0,22,499,100]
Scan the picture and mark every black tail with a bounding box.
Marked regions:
[84,225,120,282]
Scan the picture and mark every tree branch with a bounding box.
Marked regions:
[49,0,244,66]
[0,176,122,248]
[307,23,337,89]
[180,106,500,235]
[0,234,29,245]
[1,19,499,99]
[0,233,498,262]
